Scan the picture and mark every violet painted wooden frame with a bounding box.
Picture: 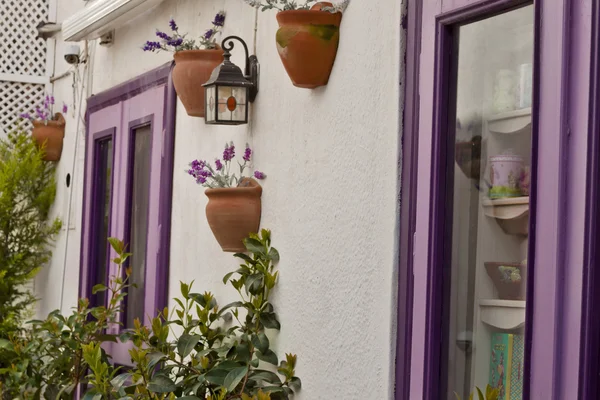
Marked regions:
[394,0,422,398]
[579,1,600,398]
[416,1,543,399]
[86,128,116,309]
[121,114,155,328]
[79,62,177,330]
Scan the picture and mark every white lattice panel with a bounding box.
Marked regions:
[0,81,45,134]
[0,0,52,135]
[0,0,50,76]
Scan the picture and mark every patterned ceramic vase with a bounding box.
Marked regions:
[489,154,524,198]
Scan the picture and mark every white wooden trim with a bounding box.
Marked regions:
[48,0,57,22]
[45,38,56,94]
[62,0,165,42]
[0,73,50,85]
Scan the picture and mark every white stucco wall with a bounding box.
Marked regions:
[35,0,404,398]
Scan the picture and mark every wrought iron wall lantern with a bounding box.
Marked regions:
[203,36,259,125]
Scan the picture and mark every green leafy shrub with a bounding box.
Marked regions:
[0,238,131,399]
[0,230,301,400]
[88,229,300,399]
[0,131,61,339]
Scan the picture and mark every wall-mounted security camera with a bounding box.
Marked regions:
[64,44,81,65]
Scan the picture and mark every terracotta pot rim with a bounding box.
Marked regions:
[205,178,263,196]
[32,112,66,128]
[174,48,224,58]
[277,9,342,15]
[276,9,342,25]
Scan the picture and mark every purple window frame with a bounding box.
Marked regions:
[579,1,600,398]
[86,128,116,309]
[394,0,421,398]
[121,115,154,328]
[400,0,585,397]
[424,4,540,399]
[79,63,177,359]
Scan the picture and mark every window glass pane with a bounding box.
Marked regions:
[91,138,113,308]
[125,125,152,328]
[445,6,533,399]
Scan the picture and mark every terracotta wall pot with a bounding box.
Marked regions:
[275,3,343,88]
[484,262,527,300]
[172,49,224,117]
[205,178,262,252]
[32,112,65,161]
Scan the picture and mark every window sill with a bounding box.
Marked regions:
[62,0,165,41]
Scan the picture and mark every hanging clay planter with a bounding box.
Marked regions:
[275,2,343,88]
[32,112,65,161]
[205,178,262,252]
[172,49,224,117]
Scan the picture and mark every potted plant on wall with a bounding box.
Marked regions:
[20,95,68,161]
[143,12,226,117]
[243,0,350,88]
[187,142,266,252]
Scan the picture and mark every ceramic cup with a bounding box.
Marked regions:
[489,154,524,198]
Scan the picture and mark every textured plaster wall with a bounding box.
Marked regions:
[35,0,404,398]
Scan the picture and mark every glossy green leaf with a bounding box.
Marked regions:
[256,349,278,365]
[224,366,249,392]
[147,374,177,393]
[252,333,269,354]
[249,369,282,384]
[260,312,281,330]
[177,333,201,358]
[111,372,132,389]
[289,376,302,392]
[204,369,229,386]
[476,387,484,400]
[92,284,108,294]
[268,247,280,262]
[244,238,264,254]
[147,351,167,369]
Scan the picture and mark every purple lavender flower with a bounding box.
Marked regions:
[197,176,207,184]
[204,29,214,41]
[50,96,55,105]
[143,41,162,51]
[20,113,31,120]
[254,171,266,180]
[62,103,68,114]
[167,37,183,47]
[191,160,206,170]
[35,107,45,121]
[215,159,223,171]
[243,145,252,162]
[212,12,226,27]
[223,143,235,161]
[169,18,178,31]
[156,30,171,40]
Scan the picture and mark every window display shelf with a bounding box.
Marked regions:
[488,107,532,134]
[482,196,529,235]
[479,299,526,330]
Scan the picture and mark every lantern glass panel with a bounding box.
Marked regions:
[232,104,246,122]
[206,86,216,122]
[218,86,232,105]
[232,86,247,106]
